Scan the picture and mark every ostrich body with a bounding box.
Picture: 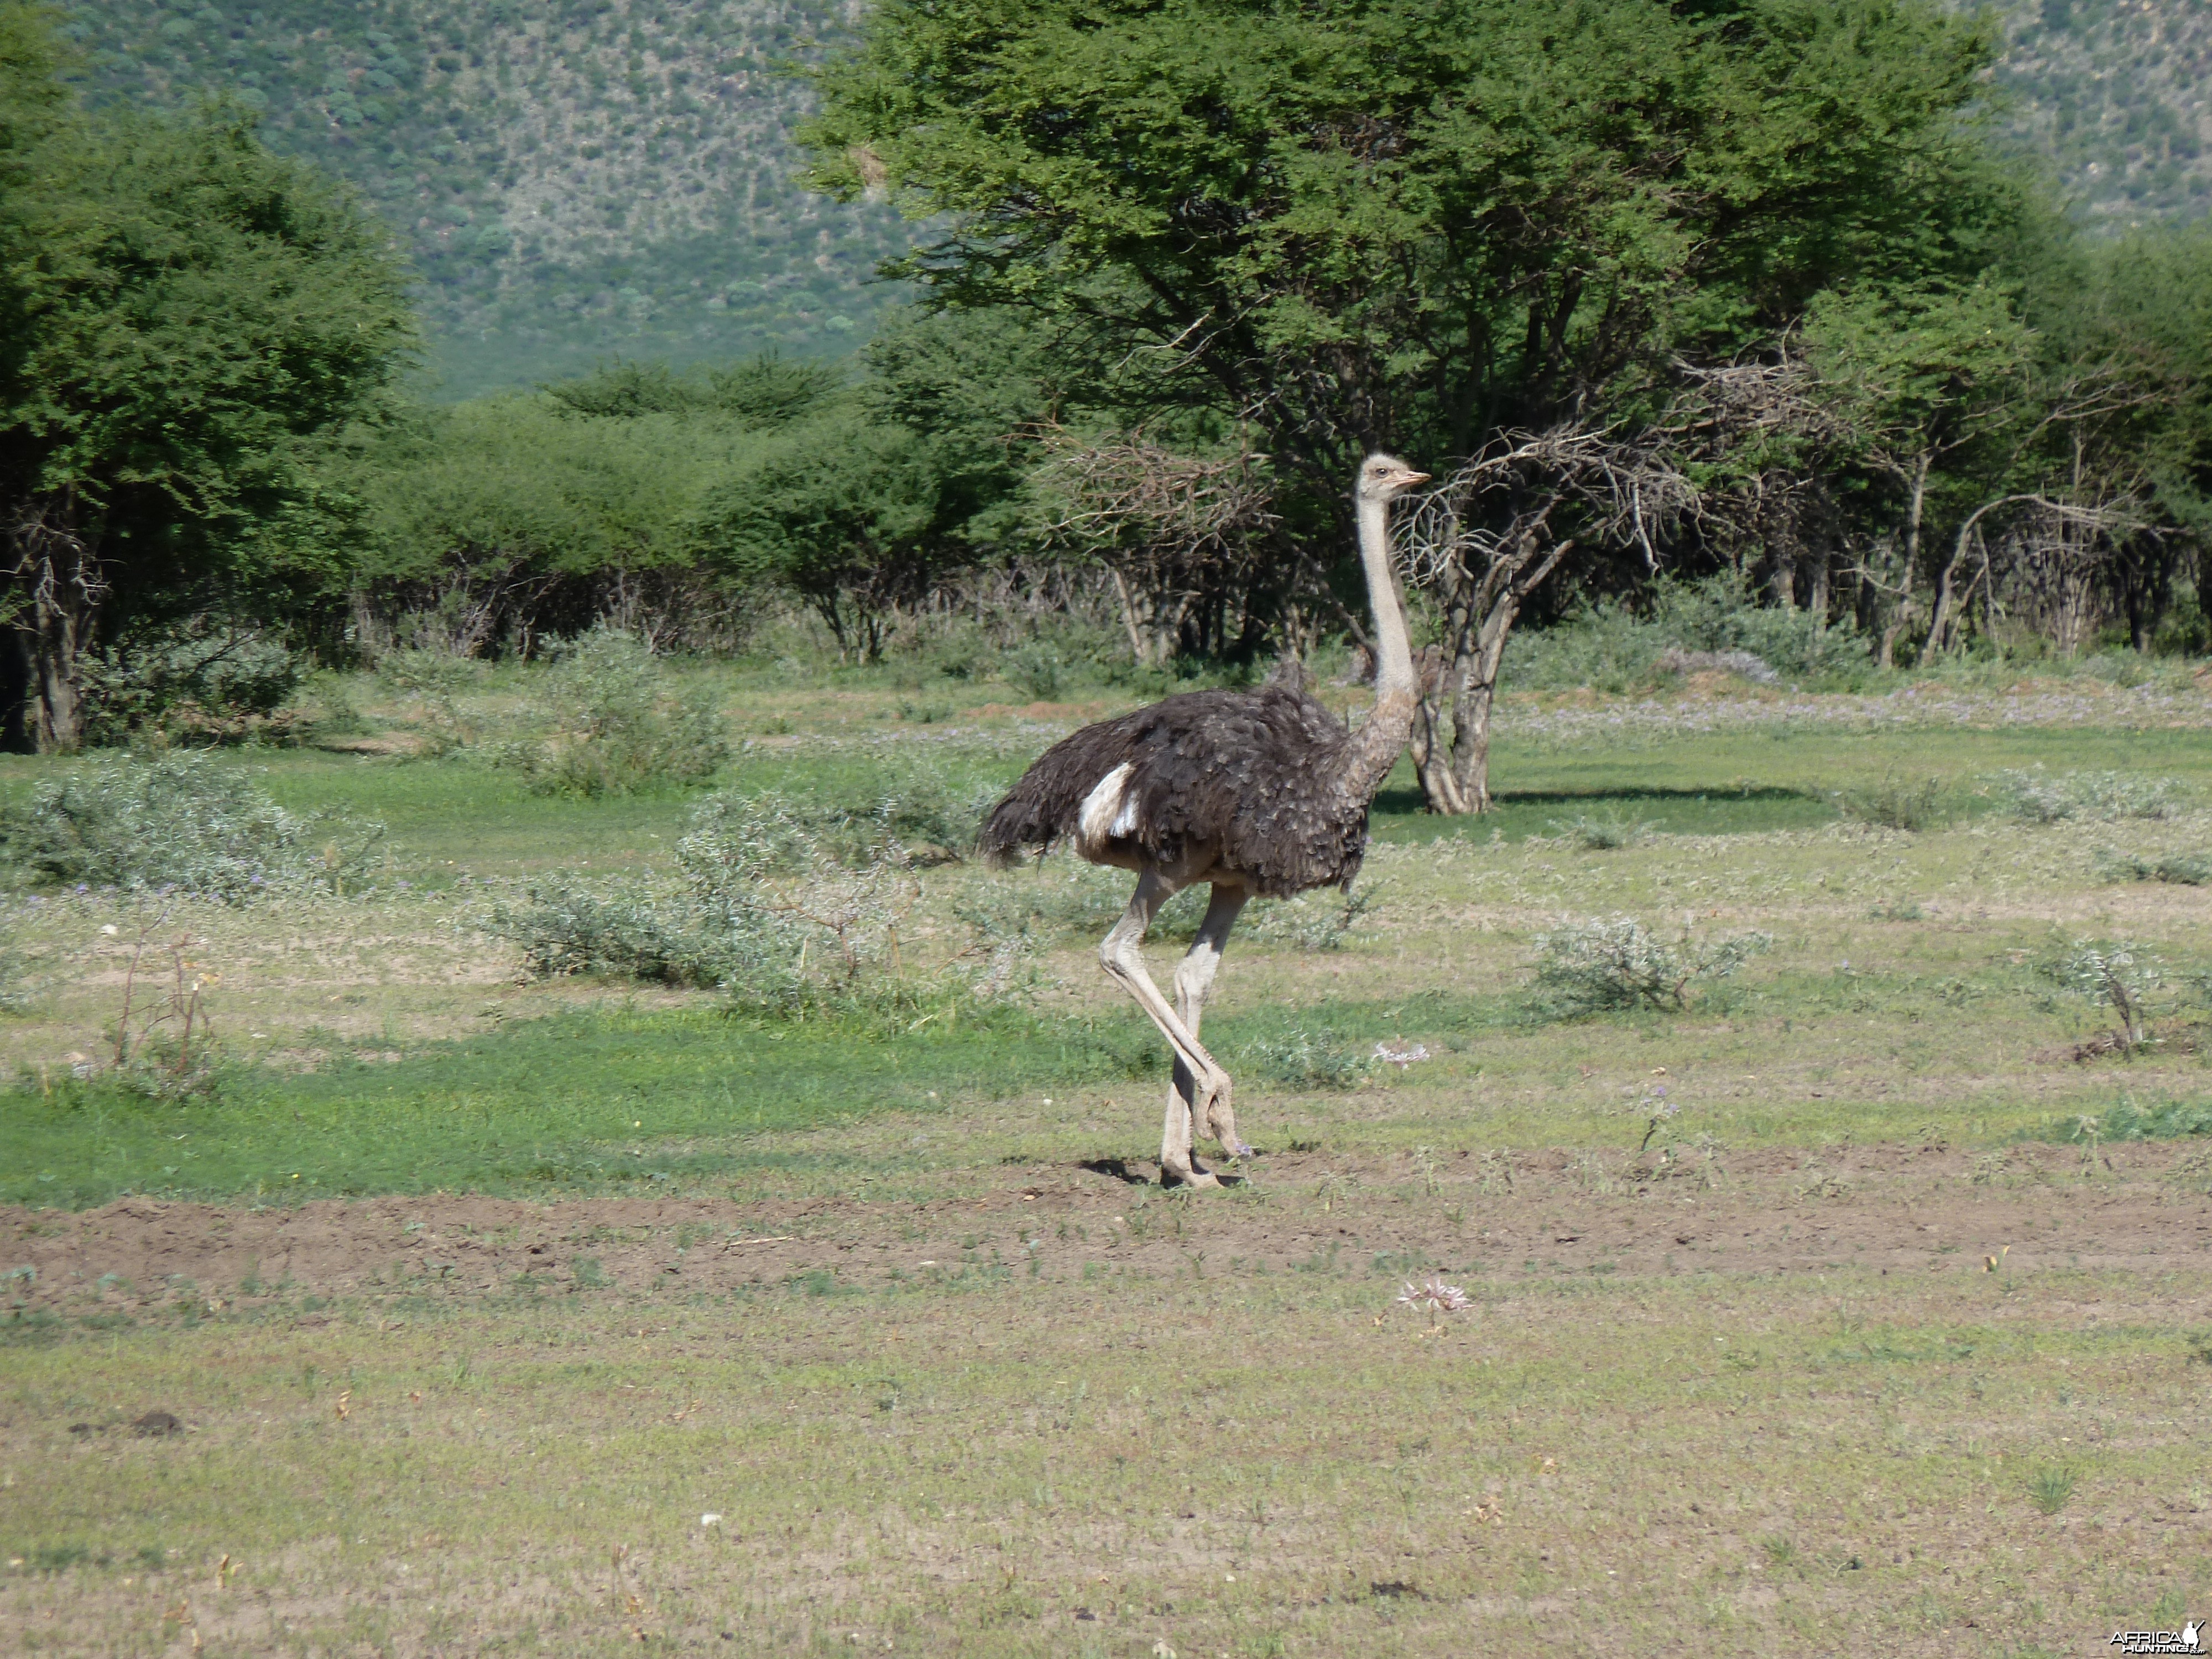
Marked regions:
[979,454,1426,1186]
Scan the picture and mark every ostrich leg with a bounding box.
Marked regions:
[1098,869,1234,1189]
[1172,884,1251,1160]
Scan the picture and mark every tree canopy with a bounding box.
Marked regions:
[808,0,2025,495]
[0,5,413,748]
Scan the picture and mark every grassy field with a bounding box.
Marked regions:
[4,658,2212,1654]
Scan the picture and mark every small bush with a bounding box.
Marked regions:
[488,791,943,1015]
[1999,768,2184,825]
[1509,573,1869,693]
[2092,849,2210,886]
[1833,774,1950,832]
[719,766,995,870]
[1531,915,1771,1016]
[489,883,713,984]
[1550,810,1654,850]
[1236,1026,1370,1089]
[2051,1098,2212,1144]
[1243,883,1378,951]
[2042,937,2166,1050]
[0,753,384,900]
[493,629,728,797]
[80,620,306,747]
[375,647,482,749]
[1007,645,1065,701]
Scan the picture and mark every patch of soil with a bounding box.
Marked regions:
[6,1140,2208,1317]
[313,732,435,757]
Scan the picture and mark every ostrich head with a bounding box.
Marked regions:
[1355,453,1428,505]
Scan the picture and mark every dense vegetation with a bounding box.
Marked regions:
[5,0,2210,800]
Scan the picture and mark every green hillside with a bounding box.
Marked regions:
[64,0,917,398]
[62,1,2211,399]
[1987,0,2212,224]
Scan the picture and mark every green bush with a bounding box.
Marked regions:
[1235,1026,1370,1089]
[80,621,306,747]
[1833,774,1950,832]
[1531,914,1771,1016]
[0,753,385,900]
[1998,768,2184,825]
[492,629,729,797]
[487,790,940,1013]
[1506,575,1869,693]
[2041,936,2167,1050]
[2093,849,2210,886]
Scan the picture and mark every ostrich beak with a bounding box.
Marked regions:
[1394,469,1429,488]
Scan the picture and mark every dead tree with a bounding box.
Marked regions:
[1032,431,1281,666]
[1395,426,1699,813]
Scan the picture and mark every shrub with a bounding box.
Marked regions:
[715,764,995,869]
[1505,575,1869,693]
[0,753,385,900]
[1007,644,1065,701]
[493,629,728,797]
[488,790,936,1014]
[1531,914,1771,1016]
[1648,575,1869,681]
[1999,768,2184,825]
[1243,883,1378,951]
[1550,810,1654,849]
[80,620,306,747]
[375,646,482,749]
[2042,937,2166,1050]
[1833,773,1950,832]
[2093,849,2211,886]
[489,881,713,984]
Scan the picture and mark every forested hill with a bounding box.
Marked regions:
[1987,0,2212,224]
[64,0,2211,401]
[64,0,916,399]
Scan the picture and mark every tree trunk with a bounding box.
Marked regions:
[7,492,105,754]
[1411,533,1574,815]
[1444,586,1525,814]
[1877,455,1932,671]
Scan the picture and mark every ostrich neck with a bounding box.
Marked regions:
[1339,494,1417,806]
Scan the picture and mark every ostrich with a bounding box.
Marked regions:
[979,453,1427,1187]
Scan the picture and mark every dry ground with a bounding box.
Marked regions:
[6,1139,2212,1656]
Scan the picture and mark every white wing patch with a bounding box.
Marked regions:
[1077,762,1138,848]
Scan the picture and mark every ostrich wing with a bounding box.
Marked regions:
[980,687,1367,897]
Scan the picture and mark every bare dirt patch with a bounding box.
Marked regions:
[10,1139,2205,1316]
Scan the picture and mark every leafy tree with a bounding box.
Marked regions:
[808,0,2030,802]
[811,0,2018,487]
[352,393,769,655]
[0,16,412,749]
[1800,281,2043,665]
[693,406,945,660]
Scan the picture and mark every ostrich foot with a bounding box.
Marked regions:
[1196,1074,1246,1161]
[1160,1157,1220,1190]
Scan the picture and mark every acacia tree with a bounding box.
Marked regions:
[807,0,2028,806]
[0,23,411,750]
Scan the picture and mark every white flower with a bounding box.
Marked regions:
[700,1512,722,1527]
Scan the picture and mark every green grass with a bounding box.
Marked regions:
[0,1002,1166,1208]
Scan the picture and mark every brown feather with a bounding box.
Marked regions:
[979,687,1373,897]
